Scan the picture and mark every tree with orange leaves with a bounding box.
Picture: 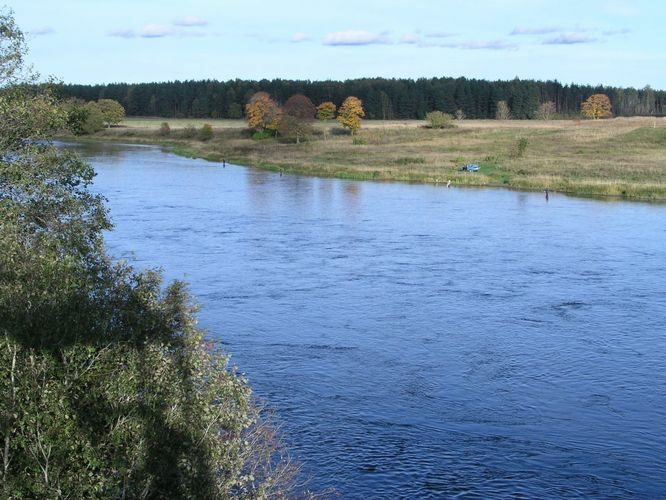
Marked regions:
[581,94,612,119]
[245,92,281,133]
[337,96,365,134]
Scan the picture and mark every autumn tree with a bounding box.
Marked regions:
[581,93,612,119]
[337,96,365,135]
[96,98,125,128]
[316,101,337,121]
[495,100,511,120]
[536,101,556,120]
[279,94,315,143]
[245,91,281,134]
[283,94,315,120]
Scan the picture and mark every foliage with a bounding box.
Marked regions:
[83,101,105,133]
[337,96,365,135]
[581,93,612,119]
[512,137,529,158]
[159,121,170,136]
[495,100,511,120]
[283,94,315,121]
[181,123,197,139]
[57,76,666,121]
[0,7,27,85]
[252,130,274,140]
[199,123,213,141]
[536,101,556,120]
[316,101,337,121]
[245,91,281,133]
[425,111,455,129]
[455,109,466,120]
[278,114,312,144]
[1,12,296,498]
[96,98,125,128]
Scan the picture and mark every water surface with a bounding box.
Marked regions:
[71,141,666,498]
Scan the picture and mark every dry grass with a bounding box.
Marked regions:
[97,116,666,200]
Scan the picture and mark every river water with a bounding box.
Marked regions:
[69,141,665,498]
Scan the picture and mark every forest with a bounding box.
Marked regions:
[57,76,666,120]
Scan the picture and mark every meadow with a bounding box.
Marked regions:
[89,116,666,201]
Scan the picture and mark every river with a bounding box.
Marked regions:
[68,141,666,498]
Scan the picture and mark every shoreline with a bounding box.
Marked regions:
[57,117,666,203]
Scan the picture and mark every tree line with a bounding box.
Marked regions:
[56,77,666,120]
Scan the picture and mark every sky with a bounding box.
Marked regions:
[6,0,666,89]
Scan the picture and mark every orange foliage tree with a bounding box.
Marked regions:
[337,96,365,134]
[316,101,337,121]
[245,92,281,133]
[581,94,612,119]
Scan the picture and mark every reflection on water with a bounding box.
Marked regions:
[67,141,666,498]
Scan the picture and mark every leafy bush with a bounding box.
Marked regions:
[352,137,367,145]
[252,130,274,140]
[181,124,197,139]
[159,121,170,136]
[0,11,296,499]
[512,137,529,158]
[199,123,213,141]
[425,111,455,129]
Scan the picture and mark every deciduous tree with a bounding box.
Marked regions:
[316,101,337,121]
[96,98,125,128]
[536,101,556,120]
[581,93,612,119]
[495,100,511,120]
[245,91,281,133]
[337,96,365,134]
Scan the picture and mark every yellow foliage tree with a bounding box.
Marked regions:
[337,96,365,134]
[581,94,612,119]
[245,92,281,133]
[316,101,336,121]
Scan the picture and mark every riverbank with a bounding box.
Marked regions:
[65,117,666,201]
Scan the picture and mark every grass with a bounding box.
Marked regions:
[73,116,666,201]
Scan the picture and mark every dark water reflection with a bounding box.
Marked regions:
[68,141,666,498]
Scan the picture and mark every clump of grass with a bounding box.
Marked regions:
[395,156,426,165]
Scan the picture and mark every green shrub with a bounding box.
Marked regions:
[199,123,213,141]
[159,121,170,136]
[181,124,197,139]
[352,137,367,145]
[252,130,273,140]
[425,111,456,129]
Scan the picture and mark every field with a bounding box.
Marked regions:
[89,116,666,201]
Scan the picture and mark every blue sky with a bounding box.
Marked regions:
[7,0,665,88]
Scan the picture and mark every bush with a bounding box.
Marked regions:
[512,137,529,158]
[251,130,273,140]
[352,137,367,145]
[181,124,197,139]
[159,121,170,136]
[425,111,455,129]
[199,123,213,141]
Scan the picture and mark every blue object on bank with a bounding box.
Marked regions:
[461,163,479,172]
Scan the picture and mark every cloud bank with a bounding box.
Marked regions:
[323,30,391,46]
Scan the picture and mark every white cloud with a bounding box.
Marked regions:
[140,24,174,38]
[30,26,55,36]
[108,29,136,39]
[399,33,419,44]
[173,16,208,27]
[441,39,517,50]
[290,32,310,43]
[323,30,392,46]
[544,32,596,45]
[511,26,560,35]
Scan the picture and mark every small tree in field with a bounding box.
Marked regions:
[337,96,365,135]
[425,111,455,129]
[96,98,125,128]
[536,101,556,120]
[316,101,336,121]
[495,100,511,120]
[245,91,281,134]
[280,94,315,143]
[581,94,612,119]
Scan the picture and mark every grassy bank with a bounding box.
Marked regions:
[74,117,666,201]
